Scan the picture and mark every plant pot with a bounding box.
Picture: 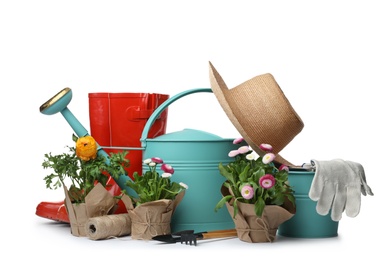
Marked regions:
[64,183,117,237]
[278,169,339,238]
[221,185,295,243]
[121,191,185,240]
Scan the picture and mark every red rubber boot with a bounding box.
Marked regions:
[35,92,169,222]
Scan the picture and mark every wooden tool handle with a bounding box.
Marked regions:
[201,229,237,239]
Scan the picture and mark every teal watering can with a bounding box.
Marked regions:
[139,88,237,232]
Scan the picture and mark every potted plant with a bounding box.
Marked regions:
[214,138,296,243]
[120,157,188,240]
[42,134,130,237]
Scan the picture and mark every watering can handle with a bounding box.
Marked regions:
[140,88,213,148]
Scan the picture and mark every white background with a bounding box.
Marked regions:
[1,0,380,258]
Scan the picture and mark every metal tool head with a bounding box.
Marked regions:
[151,234,179,243]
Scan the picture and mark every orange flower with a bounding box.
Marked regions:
[75,135,97,161]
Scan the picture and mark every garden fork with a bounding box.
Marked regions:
[152,229,237,246]
[179,229,237,246]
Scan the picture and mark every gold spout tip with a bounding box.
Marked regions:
[40,87,72,113]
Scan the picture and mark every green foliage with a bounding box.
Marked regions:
[214,147,295,218]
[124,159,187,207]
[42,135,130,204]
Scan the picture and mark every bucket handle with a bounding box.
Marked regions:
[140,88,213,149]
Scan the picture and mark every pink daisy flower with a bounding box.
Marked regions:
[241,185,254,200]
[161,163,174,174]
[238,146,250,154]
[278,164,289,172]
[233,137,244,144]
[151,157,163,164]
[259,143,273,152]
[262,153,276,164]
[228,150,240,157]
[259,174,276,189]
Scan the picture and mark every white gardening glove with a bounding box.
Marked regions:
[345,161,374,196]
[308,159,373,221]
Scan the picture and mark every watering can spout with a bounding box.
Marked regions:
[39,87,137,197]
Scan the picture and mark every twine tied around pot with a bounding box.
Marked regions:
[221,185,295,243]
[120,191,185,240]
[234,214,277,242]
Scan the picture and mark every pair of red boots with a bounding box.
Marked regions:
[36,92,169,223]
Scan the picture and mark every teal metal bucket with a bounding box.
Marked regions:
[278,169,339,238]
[140,88,236,233]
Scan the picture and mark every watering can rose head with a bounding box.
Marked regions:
[215,138,296,218]
[124,157,188,206]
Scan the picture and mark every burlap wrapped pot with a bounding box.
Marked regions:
[121,190,185,240]
[64,183,118,237]
[221,185,295,243]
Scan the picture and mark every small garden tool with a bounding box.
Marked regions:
[152,229,237,246]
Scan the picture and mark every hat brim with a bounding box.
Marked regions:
[208,61,304,167]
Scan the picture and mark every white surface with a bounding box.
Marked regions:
[1,0,380,259]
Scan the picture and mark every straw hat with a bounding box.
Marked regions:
[208,61,304,167]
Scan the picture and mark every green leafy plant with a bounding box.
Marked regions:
[124,157,188,206]
[215,138,295,218]
[42,134,129,204]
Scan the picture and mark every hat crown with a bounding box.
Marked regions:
[208,61,304,166]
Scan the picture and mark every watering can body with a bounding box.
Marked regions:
[140,88,237,232]
[278,169,339,238]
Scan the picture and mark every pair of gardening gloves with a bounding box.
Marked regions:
[302,159,374,221]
